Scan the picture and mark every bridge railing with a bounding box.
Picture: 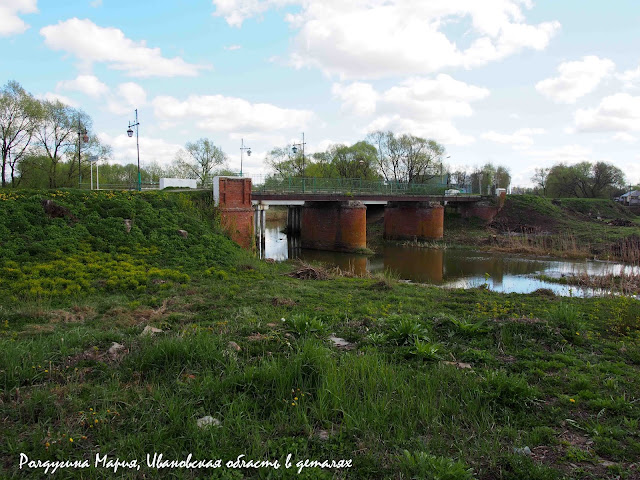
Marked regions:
[252,175,448,196]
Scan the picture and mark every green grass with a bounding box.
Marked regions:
[1,190,640,479]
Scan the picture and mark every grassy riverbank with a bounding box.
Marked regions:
[444,196,640,261]
[1,190,640,479]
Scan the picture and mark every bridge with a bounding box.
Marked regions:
[213,176,505,252]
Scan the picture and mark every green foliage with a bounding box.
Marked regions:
[482,371,539,409]
[548,303,582,339]
[286,313,327,336]
[0,189,245,302]
[411,339,442,361]
[387,314,430,345]
[398,450,474,480]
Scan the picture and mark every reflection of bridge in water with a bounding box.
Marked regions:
[252,193,504,253]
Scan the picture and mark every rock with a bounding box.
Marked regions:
[108,342,125,355]
[177,229,188,238]
[513,446,532,456]
[329,336,354,350]
[228,341,241,352]
[123,219,132,233]
[442,361,473,369]
[266,323,278,328]
[41,199,78,223]
[315,429,331,441]
[140,326,163,337]
[197,416,222,429]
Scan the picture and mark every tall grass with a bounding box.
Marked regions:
[491,231,591,258]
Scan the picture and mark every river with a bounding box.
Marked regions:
[259,218,638,296]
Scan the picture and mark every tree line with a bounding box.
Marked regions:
[0,81,111,188]
[530,162,632,198]
[0,81,236,189]
[265,131,512,192]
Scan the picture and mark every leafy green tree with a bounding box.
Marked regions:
[496,165,511,189]
[330,141,378,179]
[265,145,305,177]
[546,161,625,198]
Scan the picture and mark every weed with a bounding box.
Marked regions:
[411,339,442,361]
[287,313,327,336]
[398,450,474,480]
[387,314,430,345]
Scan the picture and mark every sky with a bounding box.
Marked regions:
[2,0,640,187]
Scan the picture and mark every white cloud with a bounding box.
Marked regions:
[224,44,242,51]
[522,145,593,165]
[56,75,109,98]
[366,116,476,145]
[331,82,378,116]
[40,18,210,77]
[618,65,640,89]
[152,94,314,133]
[333,74,489,145]
[90,0,102,7]
[36,92,79,107]
[0,0,38,36]
[98,132,182,167]
[286,0,560,79]
[613,132,637,143]
[55,74,146,115]
[575,93,640,132]
[212,0,295,27]
[107,82,147,115]
[482,128,545,147]
[535,56,615,104]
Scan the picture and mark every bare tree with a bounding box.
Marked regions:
[175,138,226,186]
[366,131,445,184]
[531,167,549,196]
[34,100,90,188]
[0,81,41,187]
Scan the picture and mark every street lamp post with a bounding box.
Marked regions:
[291,132,306,192]
[77,120,88,188]
[240,138,251,177]
[126,109,141,191]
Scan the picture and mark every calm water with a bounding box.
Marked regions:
[259,219,638,297]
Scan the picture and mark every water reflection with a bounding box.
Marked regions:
[258,217,637,296]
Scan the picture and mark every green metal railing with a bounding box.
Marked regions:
[78,182,159,191]
[252,176,449,196]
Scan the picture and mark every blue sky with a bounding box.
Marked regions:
[2,0,640,187]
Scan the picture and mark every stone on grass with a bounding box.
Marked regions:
[123,219,132,233]
[329,336,354,350]
[513,446,532,456]
[228,341,241,352]
[108,342,125,355]
[197,416,222,429]
[177,229,188,238]
[141,326,163,337]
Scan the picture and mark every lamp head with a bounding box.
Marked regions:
[247,149,251,156]
[292,145,298,154]
[127,127,134,138]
